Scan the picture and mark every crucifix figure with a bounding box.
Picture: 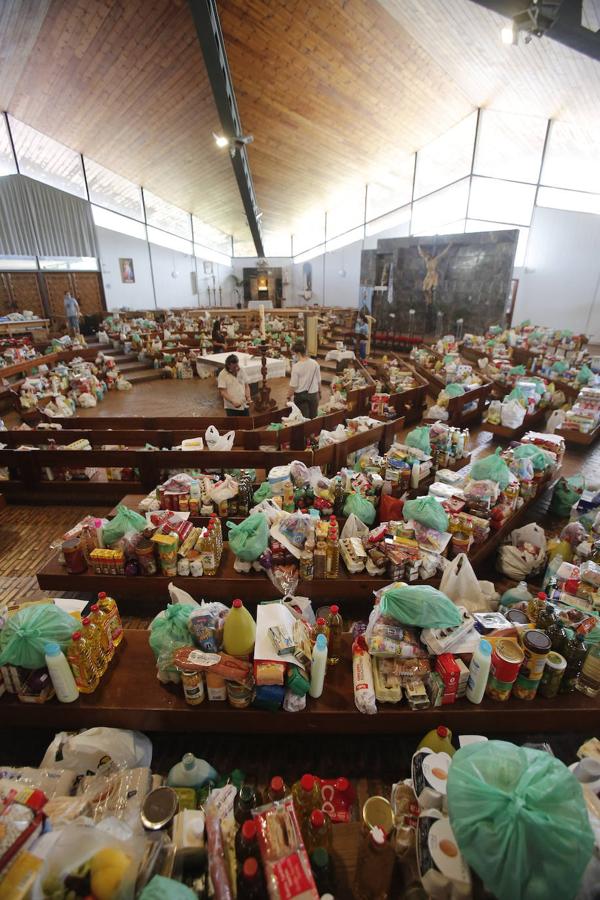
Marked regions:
[418,242,453,306]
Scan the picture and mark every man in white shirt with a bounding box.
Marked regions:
[217,354,251,416]
[287,341,321,419]
[64,292,81,336]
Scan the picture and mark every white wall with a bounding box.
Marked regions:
[514,207,600,340]
[97,225,233,311]
[97,226,155,310]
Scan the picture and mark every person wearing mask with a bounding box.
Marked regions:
[217,353,251,416]
[355,312,369,361]
[64,291,81,337]
[212,318,226,352]
[287,341,321,419]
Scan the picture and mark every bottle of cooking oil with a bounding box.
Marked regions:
[327,604,342,666]
[210,513,223,557]
[314,539,327,579]
[89,604,115,660]
[326,517,339,579]
[200,524,218,575]
[96,592,123,648]
[81,615,109,676]
[67,631,100,693]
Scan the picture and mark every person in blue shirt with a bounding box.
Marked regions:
[355,312,369,360]
[63,292,81,336]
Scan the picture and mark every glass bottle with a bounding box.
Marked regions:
[354,827,395,900]
[327,605,342,666]
[310,847,333,897]
[66,631,100,694]
[81,615,109,676]
[89,604,115,661]
[313,540,327,579]
[546,616,568,652]
[306,809,332,854]
[267,775,287,803]
[527,591,547,624]
[234,785,259,826]
[536,602,558,632]
[96,592,123,647]
[560,633,587,692]
[576,644,600,697]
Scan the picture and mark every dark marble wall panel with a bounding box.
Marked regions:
[368,230,518,336]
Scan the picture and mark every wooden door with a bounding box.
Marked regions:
[72,272,104,317]
[43,273,72,325]
[6,274,45,318]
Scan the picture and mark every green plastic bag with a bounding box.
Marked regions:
[576,363,593,384]
[102,504,147,546]
[403,495,449,532]
[444,383,465,397]
[253,482,273,503]
[443,353,455,365]
[447,741,594,900]
[0,604,78,668]
[227,513,269,560]
[139,877,198,900]
[379,584,462,628]
[551,360,568,374]
[405,426,431,454]
[149,603,195,660]
[550,474,585,517]
[470,448,512,489]
[513,443,554,472]
[343,492,376,525]
[506,386,526,405]
[509,364,526,375]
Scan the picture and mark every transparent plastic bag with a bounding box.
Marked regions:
[228,513,269,561]
[470,448,512,489]
[378,583,462,628]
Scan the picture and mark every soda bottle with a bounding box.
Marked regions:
[305,809,332,853]
[66,631,99,693]
[561,633,587,692]
[292,774,321,834]
[96,592,123,647]
[310,847,333,896]
[267,775,287,803]
[81,615,109,676]
[327,604,342,666]
[235,819,259,863]
[89,603,115,659]
[237,857,266,900]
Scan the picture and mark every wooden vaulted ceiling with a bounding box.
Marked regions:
[0,0,599,247]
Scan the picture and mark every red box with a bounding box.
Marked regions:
[435,654,460,694]
[441,690,457,705]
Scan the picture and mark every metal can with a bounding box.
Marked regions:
[180,670,205,706]
[486,639,524,702]
[537,651,567,699]
[505,608,529,626]
[226,674,255,709]
[518,629,551,680]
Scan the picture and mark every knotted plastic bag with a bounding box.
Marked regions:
[444,382,465,397]
[227,513,269,561]
[379,584,462,628]
[513,443,554,472]
[447,741,594,900]
[343,491,376,526]
[0,604,78,668]
[253,481,273,503]
[470,448,511,489]
[149,603,195,660]
[405,426,431,454]
[551,360,568,373]
[550,474,585,518]
[403,495,449,532]
[577,363,593,384]
[102,504,147,546]
[509,364,526,375]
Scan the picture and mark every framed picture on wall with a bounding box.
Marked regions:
[119,258,135,283]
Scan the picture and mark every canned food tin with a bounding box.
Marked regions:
[537,651,567,699]
[486,673,515,702]
[512,673,542,701]
[181,670,204,706]
[518,629,551,681]
[490,639,524,683]
[505,608,529,626]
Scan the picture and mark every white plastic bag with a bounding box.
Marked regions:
[439,553,489,613]
[208,473,239,502]
[497,544,540,579]
[116,376,132,391]
[511,522,547,552]
[547,409,566,433]
[340,513,369,541]
[426,404,449,421]
[250,498,285,524]
[97,329,110,345]
[281,401,307,424]
[167,582,201,608]
[77,392,97,408]
[205,425,235,451]
[501,399,526,428]
[41,728,152,775]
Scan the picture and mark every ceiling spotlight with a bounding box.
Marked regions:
[502,1,563,46]
[501,23,517,44]
[213,133,229,148]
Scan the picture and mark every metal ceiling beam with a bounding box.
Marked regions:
[188,0,265,257]
[470,0,600,60]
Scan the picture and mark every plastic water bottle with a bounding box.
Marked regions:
[45,642,79,703]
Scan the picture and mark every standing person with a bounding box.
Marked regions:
[64,291,81,337]
[287,341,321,419]
[217,353,251,416]
[212,318,226,352]
[355,312,369,361]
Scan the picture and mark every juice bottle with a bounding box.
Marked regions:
[576,644,600,697]
[267,776,287,802]
[417,725,456,757]
[561,633,587,692]
[305,809,332,854]
[292,774,321,834]
[89,604,115,661]
[66,631,100,694]
[96,592,123,647]
[223,600,256,659]
[327,605,342,666]
[81,615,109,676]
